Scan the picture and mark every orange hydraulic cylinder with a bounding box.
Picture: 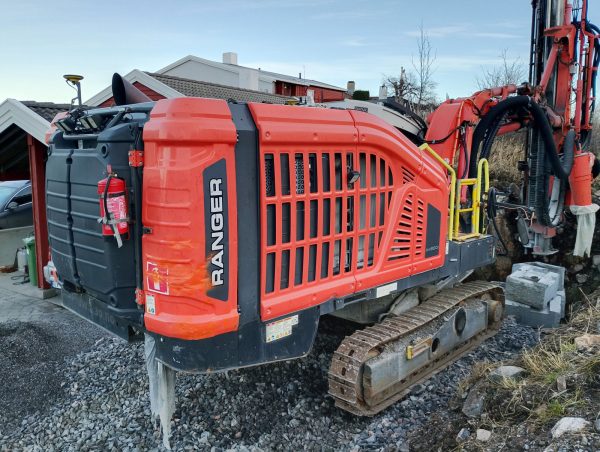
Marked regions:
[567,152,595,206]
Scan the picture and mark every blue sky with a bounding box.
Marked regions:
[1,0,597,104]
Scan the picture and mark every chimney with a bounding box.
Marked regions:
[379,85,387,100]
[347,81,356,95]
[222,52,238,65]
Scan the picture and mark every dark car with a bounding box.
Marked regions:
[0,180,33,229]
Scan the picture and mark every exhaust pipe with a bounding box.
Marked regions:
[112,73,152,106]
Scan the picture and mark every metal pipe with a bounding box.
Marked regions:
[545,0,565,28]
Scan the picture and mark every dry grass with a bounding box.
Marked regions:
[457,361,496,396]
[487,133,526,185]
[475,297,600,427]
[520,339,576,385]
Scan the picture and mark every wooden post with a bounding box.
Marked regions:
[26,134,49,289]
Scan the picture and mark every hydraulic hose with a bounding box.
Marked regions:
[486,187,509,256]
[469,96,575,226]
[469,96,568,181]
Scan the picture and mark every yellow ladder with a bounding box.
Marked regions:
[419,144,489,242]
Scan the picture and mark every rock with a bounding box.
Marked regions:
[573,264,584,273]
[456,428,470,443]
[594,418,600,433]
[489,365,527,382]
[576,273,589,284]
[462,382,486,418]
[551,417,591,438]
[476,429,491,442]
[556,375,567,392]
[593,255,600,267]
[574,334,600,351]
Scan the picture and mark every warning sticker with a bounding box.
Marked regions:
[376,282,398,298]
[146,294,156,315]
[265,315,299,343]
[146,262,169,295]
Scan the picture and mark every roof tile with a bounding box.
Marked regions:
[147,73,293,104]
[21,101,71,122]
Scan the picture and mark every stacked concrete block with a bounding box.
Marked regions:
[504,262,566,328]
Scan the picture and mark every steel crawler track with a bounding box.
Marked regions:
[328,281,503,416]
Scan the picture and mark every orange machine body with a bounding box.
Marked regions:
[141,98,240,341]
[140,98,448,340]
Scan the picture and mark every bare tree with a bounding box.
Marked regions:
[383,67,418,107]
[411,24,438,115]
[476,49,527,90]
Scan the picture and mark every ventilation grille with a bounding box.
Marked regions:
[402,167,416,184]
[262,150,396,295]
[388,191,425,263]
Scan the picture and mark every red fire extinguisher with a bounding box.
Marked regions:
[98,172,129,248]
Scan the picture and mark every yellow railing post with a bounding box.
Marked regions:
[419,144,489,242]
[418,144,456,241]
[474,158,490,234]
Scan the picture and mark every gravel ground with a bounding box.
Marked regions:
[0,317,538,451]
[0,317,107,434]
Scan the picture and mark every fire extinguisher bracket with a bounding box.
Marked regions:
[98,175,130,248]
[128,150,144,167]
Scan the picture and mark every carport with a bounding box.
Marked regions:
[0,99,69,290]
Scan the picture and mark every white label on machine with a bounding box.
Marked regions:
[376,282,398,298]
[146,294,156,315]
[265,315,299,343]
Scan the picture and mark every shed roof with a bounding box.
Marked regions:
[0,99,57,144]
[21,101,71,122]
[147,73,292,104]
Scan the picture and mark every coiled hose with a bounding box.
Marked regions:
[468,96,574,226]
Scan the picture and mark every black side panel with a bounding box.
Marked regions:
[154,307,320,372]
[62,290,141,341]
[203,159,230,301]
[425,204,441,258]
[46,134,78,284]
[69,124,137,306]
[228,103,260,326]
[46,118,148,339]
[458,235,496,273]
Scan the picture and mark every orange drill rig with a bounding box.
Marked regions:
[46,0,596,421]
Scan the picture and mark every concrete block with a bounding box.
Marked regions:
[505,294,564,328]
[555,290,566,318]
[513,262,566,289]
[505,266,559,309]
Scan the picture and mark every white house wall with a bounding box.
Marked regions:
[259,79,274,93]
[162,60,240,89]
[161,58,275,93]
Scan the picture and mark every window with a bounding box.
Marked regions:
[11,186,32,206]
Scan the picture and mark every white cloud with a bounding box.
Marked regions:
[404,25,467,38]
[404,24,524,40]
[340,38,369,47]
[472,32,522,39]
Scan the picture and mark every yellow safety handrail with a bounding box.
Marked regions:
[474,158,490,234]
[419,143,456,241]
[419,144,490,242]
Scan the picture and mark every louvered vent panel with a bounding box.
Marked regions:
[402,167,416,184]
[388,192,426,263]
[261,151,394,296]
